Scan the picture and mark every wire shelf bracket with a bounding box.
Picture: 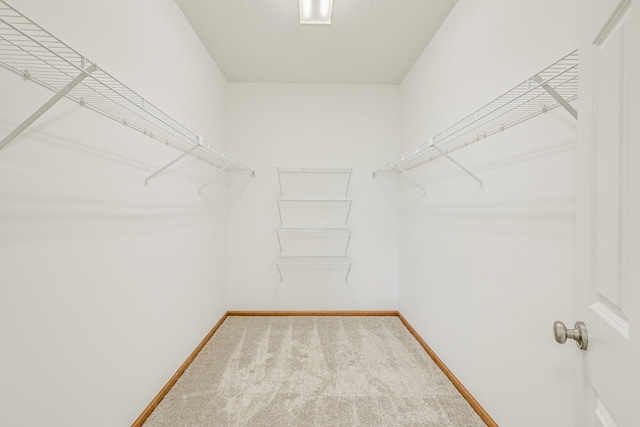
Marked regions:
[145,143,200,185]
[432,145,483,188]
[0,63,96,152]
[0,0,254,181]
[531,74,578,119]
[373,49,579,179]
[199,161,230,193]
[397,165,427,195]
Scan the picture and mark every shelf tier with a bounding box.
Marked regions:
[277,167,352,198]
[0,1,253,174]
[276,227,351,232]
[276,256,352,264]
[277,167,352,174]
[276,199,352,203]
[275,256,352,282]
[276,199,352,228]
[374,49,578,175]
[276,228,352,257]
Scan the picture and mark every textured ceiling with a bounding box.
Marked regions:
[174,0,458,84]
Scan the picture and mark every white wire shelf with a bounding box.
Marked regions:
[276,199,352,228]
[373,49,578,177]
[277,167,352,198]
[276,256,352,264]
[0,1,253,176]
[277,168,352,174]
[277,227,351,231]
[276,199,353,203]
[276,256,352,282]
[276,228,352,257]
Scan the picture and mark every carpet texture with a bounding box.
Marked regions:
[143,316,486,426]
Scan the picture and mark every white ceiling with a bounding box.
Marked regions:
[174,0,458,84]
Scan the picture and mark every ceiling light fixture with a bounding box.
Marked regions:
[299,0,333,25]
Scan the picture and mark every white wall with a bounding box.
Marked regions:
[226,84,399,310]
[0,1,230,425]
[397,0,578,426]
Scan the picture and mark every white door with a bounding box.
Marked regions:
[575,0,640,426]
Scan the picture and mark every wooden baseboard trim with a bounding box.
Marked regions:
[396,312,498,427]
[130,312,229,427]
[227,310,399,316]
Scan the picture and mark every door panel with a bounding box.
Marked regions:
[578,0,639,426]
[594,395,619,427]
[592,1,630,337]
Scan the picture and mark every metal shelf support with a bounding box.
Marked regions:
[145,143,200,185]
[277,200,284,226]
[344,232,351,255]
[344,169,352,197]
[199,162,230,192]
[345,200,352,226]
[432,146,483,188]
[397,165,428,195]
[531,75,578,119]
[277,167,284,196]
[276,231,283,256]
[0,64,96,151]
[276,264,283,282]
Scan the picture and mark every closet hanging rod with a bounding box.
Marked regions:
[373,49,578,176]
[0,1,254,176]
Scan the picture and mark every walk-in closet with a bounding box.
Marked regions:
[1,0,638,426]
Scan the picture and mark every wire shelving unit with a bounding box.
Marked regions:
[373,50,579,187]
[275,167,353,282]
[0,0,253,184]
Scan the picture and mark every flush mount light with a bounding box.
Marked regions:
[299,0,333,25]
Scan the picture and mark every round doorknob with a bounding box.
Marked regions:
[553,320,588,351]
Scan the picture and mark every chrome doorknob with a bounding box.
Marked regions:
[553,321,588,351]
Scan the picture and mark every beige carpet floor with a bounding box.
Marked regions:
[143,316,486,426]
